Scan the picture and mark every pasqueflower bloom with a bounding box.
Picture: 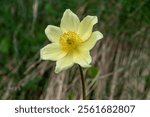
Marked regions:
[40,9,103,73]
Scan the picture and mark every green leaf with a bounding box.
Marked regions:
[87,67,99,79]
[0,38,10,54]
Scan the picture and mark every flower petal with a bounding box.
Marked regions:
[60,9,80,32]
[45,25,62,43]
[55,53,74,73]
[40,43,67,61]
[73,49,91,67]
[80,31,103,50]
[78,16,98,41]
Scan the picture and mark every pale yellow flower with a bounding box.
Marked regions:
[40,9,103,73]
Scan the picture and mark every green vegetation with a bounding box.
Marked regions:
[0,0,150,99]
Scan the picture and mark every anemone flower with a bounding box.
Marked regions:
[40,9,103,73]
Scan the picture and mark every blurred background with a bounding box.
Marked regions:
[0,0,150,100]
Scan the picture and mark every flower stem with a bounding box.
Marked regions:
[78,65,86,100]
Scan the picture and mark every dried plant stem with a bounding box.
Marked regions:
[78,65,86,100]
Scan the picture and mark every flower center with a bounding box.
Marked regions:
[59,31,82,52]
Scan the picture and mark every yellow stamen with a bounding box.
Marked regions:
[59,32,82,52]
